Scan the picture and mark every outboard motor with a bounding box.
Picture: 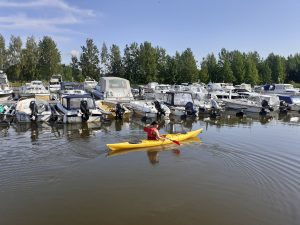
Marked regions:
[154,101,165,117]
[115,103,125,119]
[185,102,197,116]
[279,100,289,114]
[261,99,274,112]
[80,100,90,122]
[29,100,38,121]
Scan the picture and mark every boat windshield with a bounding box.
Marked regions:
[174,93,193,105]
[63,97,95,109]
[109,80,127,88]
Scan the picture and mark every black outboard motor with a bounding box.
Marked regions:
[261,99,274,112]
[279,100,289,114]
[154,101,165,117]
[80,100,90,122]
[185,102,197,116]
[115,103,125,119]
[29,100,38,121]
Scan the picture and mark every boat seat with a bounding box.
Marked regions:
[128,140,142,144]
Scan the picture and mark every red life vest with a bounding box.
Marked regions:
[144,127,157,140]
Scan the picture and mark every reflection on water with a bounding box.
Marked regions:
[0,112,300,225]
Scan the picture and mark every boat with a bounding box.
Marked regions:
[95,100,131,120]
[15,97,52,122]
[107,128,202,151]
[0,70,13,101]
[222,93,279,114]
[54,94,106,123]
[258,84,300,95]
[83,77,98,91]
[163,91,198,117]
[19,80,50,101]
[94,77,134,102]
[129,100,171,118]
[277,95,300,112]
[49,74,62,93]
[59,82,87,97]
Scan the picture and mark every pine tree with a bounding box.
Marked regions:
[21,36,38,81]
[100,42,109,76]
[79,38,100,80]
[37,36,61,81]
[71,55,81,81]
[108,44,123,77]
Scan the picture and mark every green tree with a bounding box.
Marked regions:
[0,34,5,70]
[199,59,210,83]
[177,48,198,83]
[258,61,272,84]
[285,54,300,83]
[231,51,245,84]
[138,42,157,83]
[5,35,22,81]
[266,53,286,83]
[80,38,100,80]
[37,36,61,80]
[218,49,234,82]
[123,43,140,83]
[61,64,73,81]
[21,36,39,81]
[70,55,82,81]
[244,56,259,85]
[100,42,109,76]
[108,44,123,77]
[156,47,168,83]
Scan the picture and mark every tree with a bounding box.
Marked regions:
[286,54,300,83]
[79,38,100,80]
[108,44,123,77]
[61,64,73,81]
[176,48,198,83]
[156,47,168,83]
[218,49,234,82]
[205,53,219,82]
[138,42,157,83]
[231,51,245,84]
[5,35,22,81]
[0,34,5,70]
[70,55,82,81]
[244,56,259,85]
[123,42,140,83]
[100,42,109,76]
[37,36,61,80]
[266,53,286,83]
[199,59,210,83]
[258,61,272,84]
[21,36,39,81]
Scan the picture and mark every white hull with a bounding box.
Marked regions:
[16,112,51,123]
[223,99,268,113]
[63,114,102,124]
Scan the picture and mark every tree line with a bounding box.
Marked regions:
[1,34,300,85]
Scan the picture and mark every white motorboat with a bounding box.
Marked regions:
[222,93,280,114]
[59,82,87,97]
[259,84,300,95]
[83,77,98,91]
[55,94,105,123]
[0,70,13,101]
[49,74,62,93]
[94,77,134,102]
[164,92,198,117]
[15,98,52,122]
[278,95,300,112]
[19,80,50,101]
[129,100,170,118]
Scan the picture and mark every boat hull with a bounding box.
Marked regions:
[107,129,202,151]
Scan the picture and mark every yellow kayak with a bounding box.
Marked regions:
[106,129,202,151]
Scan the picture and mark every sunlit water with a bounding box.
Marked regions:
[0,112,300,225]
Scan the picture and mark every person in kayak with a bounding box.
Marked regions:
[144,121,166,141]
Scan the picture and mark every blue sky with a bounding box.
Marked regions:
[1,0,300,64]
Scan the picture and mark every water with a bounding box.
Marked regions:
[0,112,300,225]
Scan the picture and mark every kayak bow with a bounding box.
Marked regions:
[106,129,202,151]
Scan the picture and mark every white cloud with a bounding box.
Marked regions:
[70,49,79,57]
[0,0,95,17]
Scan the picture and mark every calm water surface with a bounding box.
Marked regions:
[0,112,300,225]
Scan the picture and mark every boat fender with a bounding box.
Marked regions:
[29,101,38,121]
[80,100,90,122]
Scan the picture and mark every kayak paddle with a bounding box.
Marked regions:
[165,137,180,146]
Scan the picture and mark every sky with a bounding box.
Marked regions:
[1,0,300,64]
